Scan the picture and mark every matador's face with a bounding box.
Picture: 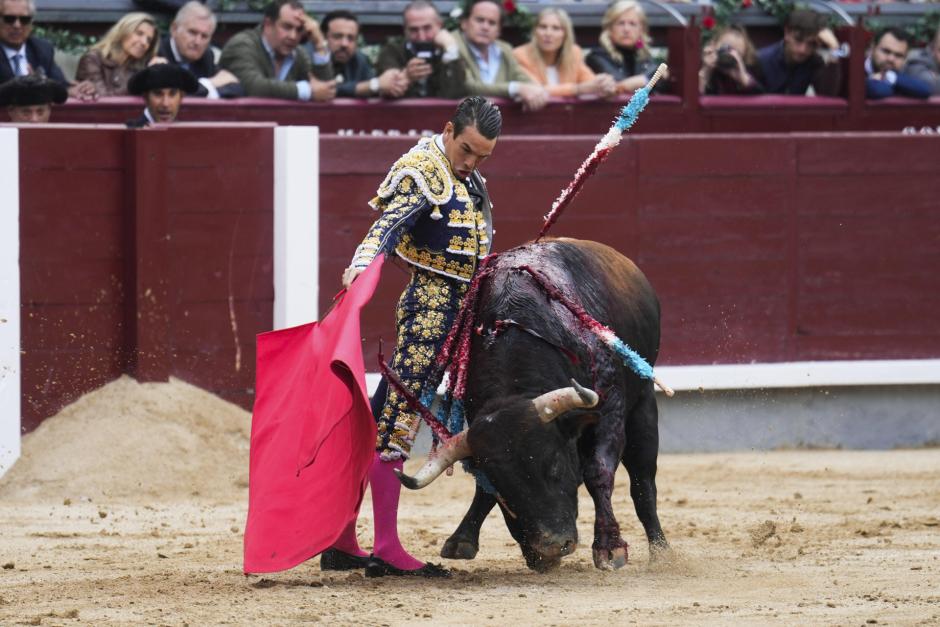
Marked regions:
[441,121,496,181]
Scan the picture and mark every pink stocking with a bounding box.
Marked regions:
[330,517,368,558]
[369,451,425,570]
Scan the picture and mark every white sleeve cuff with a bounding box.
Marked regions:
[441,46,459,63]
[312,50,331,65]
[884,70,898,85]
[198,77,220,99]
[296,80,312,101]
[508,81,519,98]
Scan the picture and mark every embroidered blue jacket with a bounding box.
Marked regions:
[351,136,493,282]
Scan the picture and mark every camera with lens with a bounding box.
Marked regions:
[716,45,738,70]
[406,41,438,61]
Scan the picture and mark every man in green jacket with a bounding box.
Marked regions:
[219,0,336,101]
[456,0,547,110]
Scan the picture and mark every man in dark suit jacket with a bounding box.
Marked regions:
[0,0,96,99]
[755,9,842,97]
[219,0,335,101]
[158,0,243,98]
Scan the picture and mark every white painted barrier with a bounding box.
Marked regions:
[0,128,20,478]
[273,126,320,330]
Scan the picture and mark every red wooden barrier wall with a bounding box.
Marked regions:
[320,133,940,367]
[18,127,940,433]
[18,124,275,431]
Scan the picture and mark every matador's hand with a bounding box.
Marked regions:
[342,266,364,288]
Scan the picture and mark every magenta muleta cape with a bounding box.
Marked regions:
[243,255,384,573]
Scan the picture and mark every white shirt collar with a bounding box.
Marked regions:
[169,37,184,64]
[3,43,27,64]
[261,34,289,62]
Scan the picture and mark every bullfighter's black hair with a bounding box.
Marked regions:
[452,96,502,140]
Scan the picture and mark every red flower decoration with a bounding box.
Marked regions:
[741,0,753,7]
[702,15,716,30]
[635,39,644,50]
[503,0,516,14]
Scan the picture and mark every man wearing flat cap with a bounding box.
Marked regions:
[0,73,66,122]
[126,62,199,128]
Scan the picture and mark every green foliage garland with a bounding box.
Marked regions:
[33,26,97,55]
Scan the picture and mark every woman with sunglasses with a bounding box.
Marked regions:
[76,12,166,96]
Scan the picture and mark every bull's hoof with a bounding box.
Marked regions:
[649,540,671,562]
[592,546,628,570]
[441,536,478,560]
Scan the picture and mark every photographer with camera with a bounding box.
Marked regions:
[375,0,467,99]
[699,25,762,95]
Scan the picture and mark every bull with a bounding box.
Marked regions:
[397,237,669,572]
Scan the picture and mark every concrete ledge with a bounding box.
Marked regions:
[659,384,940,452]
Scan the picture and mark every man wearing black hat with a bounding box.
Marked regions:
[0,73,66,122]
[126,62,199,128]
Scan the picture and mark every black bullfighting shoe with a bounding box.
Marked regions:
[319,548,371,571]
[364,555,451,578]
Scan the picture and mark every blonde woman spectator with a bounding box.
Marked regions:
[585,0,664,94]
[76,12,164,96]
[513,8,616,98]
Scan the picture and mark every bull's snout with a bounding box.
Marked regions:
[524,532,578,571]
[532,535,577,559]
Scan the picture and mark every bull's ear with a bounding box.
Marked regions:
[556,409,600,440]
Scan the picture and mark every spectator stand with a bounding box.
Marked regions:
[33,1,940,132]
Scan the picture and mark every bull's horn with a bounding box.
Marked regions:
[532,378,599,423]
[394,431,472,490]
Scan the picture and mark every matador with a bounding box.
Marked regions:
[321,96,502,577]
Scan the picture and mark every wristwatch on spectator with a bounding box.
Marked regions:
[369,77,380,95]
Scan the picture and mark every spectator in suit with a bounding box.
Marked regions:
[455,0,547,111]
[219,0,335,101]
[585,0,664,95]
[866,27,931,100]
[0,0,96,100]
[904,27,940,96]
[320,10,407,98]
[374,0,467,99]
[0,73,66,122]
[76,12,164,96]
[125,62,199,127]
[755,9,841,96]
[513,7,615,99]
[158,1,242,98]
[699,25,763,95]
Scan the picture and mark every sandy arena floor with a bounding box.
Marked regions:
[1,378,938,626]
